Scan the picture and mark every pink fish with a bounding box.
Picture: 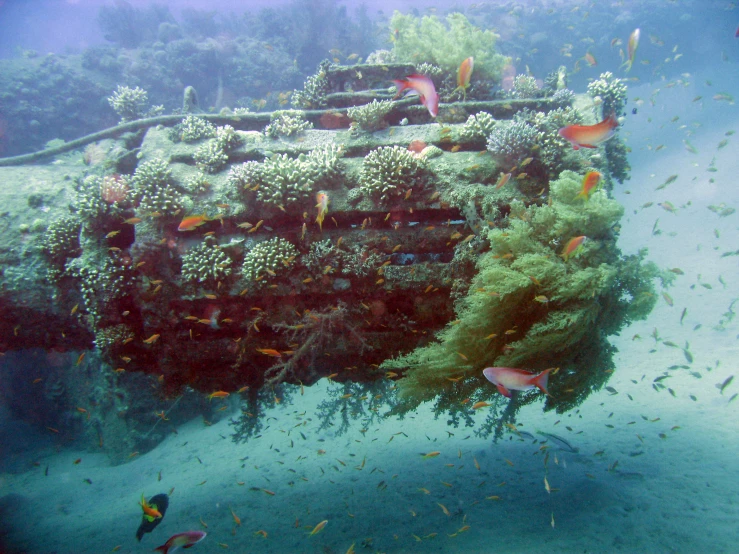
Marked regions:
[561,235,586,260]
[392,74,439,117]
[483,367,552,398]
[558,113,618,150]
[154,531,206,554]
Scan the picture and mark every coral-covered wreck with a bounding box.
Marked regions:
[0,59,662,451]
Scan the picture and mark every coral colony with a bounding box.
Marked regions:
[1,10,660,451]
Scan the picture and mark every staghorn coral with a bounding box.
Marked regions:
[512,74,540,98]
[43,217,81,267]
[460,111,497,144]
[414,63,444,79]
[131,158,183,216]
[587,71,627,116]
[264,110,313,138]
[382,170,661,432]
[389,12,507,81]
[359,145,426,202]
[486,120,542,166]
[291,60,331,110]
[347,100,394,133]
[181,237,233,286]
[241,237,298,284]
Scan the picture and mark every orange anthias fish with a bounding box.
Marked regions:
[622,28,640,72]
[154,531,206,554]
[315,192,329,232]
[576,171,602,200]
[482,367,552,398]
[207,391,230,401]
[392,74,439,117]
[495,172,512,190]
[561,235,586,260]
[558,114,618,150]
[454,57,474,100]
[140,494,163,520]
[178,214,209,232]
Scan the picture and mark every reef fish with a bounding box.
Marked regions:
[576,171,602,200]
[154,531,206,554]
[315,192,329,231]
[392,74,439,117]
[454,57,474,100]
[178,214,209,232]
[622,28,640,72]
[558,114,618,150]
[482,367,552,398]
[561,235,586,260]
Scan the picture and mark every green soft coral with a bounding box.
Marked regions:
[383,170,660,420]
[390,11,508,81]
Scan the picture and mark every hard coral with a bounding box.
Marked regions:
[264,110,313,138]
[587,71,627,117]
[241,237,298,286]
[360,145,426,202]
[486,120,542,166]
[180,237,233,287]
[347,100,394,133]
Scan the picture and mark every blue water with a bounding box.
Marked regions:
[1,1,738,553]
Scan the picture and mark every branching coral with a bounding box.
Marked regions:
[460,111,497,144]
[486,120,542,167]
[94,323,134,351]
[587,71,627,116]
[227,145,342,208]
[181,237,233,287]
[347,100,394,133]
[241,237,298,284]
[382,170,661,427]
[193,125,242,174]
[131,158,183,216]
[389,11,507,81]
[75,174,132,229]
[107,85,163,123]
[513,107,584,178]
[512,74,540,99]
[65,252,136,322]
[291,60,331,110]
[177,115,216,142]
[264,110,313,138]
[43,217,81,267]
[359,145,426,202]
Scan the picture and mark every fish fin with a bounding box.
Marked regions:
[531,368,552,396]
[183,545,196,549]
[578,144,597,149]
[496,384,512,398]
[153,546,168,554]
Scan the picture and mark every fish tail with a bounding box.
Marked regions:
[531,368,552,396]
